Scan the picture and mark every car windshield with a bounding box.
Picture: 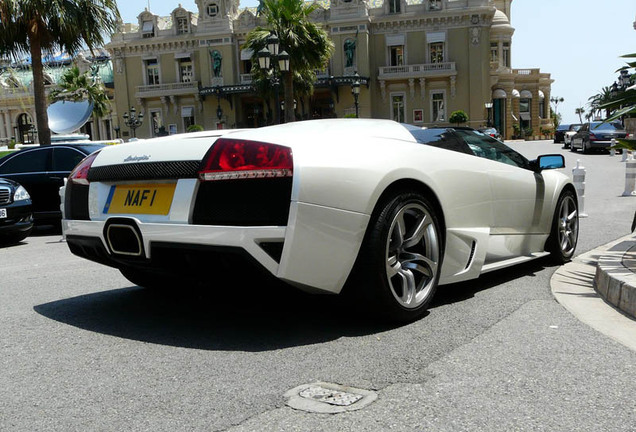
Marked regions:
[570,125,582,131]
[591,122,623,131]
[557,125,569,131]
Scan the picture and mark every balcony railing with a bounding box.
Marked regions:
[378,62,456,80]
[136,81,199,98]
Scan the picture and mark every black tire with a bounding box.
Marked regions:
[546,190,579,264]
[570,143,577,152]
[348,191,443,322]
[582,140,590,154]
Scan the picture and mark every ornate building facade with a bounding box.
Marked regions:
[1,0,547,143]
[0,53,116,146]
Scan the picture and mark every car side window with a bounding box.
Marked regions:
[454,130,529,169]
[0,149,49,174]
[52,148,86,171]
[408,128,473,155]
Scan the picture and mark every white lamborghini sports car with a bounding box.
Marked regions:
[63,119,578,322]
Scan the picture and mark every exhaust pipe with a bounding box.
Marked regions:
[106,223,143,257]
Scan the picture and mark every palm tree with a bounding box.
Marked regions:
[49,66,110,117]
[575,107,585,123]
[587,86,613,119]
[245,0,333,123]
[0,0,120,145]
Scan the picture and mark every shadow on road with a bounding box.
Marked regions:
[34,278,403,352]
[34,257,553,352]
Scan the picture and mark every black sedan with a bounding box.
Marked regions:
[0,178,33,244]
[570,121,627,153]
[0,144,105,224]
[554,124,570,144]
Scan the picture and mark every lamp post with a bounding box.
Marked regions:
[214,85,223,121]
[484,101,493,127]
[257,32,290,124]
[122,106,144,138]
[351,72,361,118]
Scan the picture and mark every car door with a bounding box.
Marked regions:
[571,123,588,150]
[0,148,52,215]
[454,130,547,235]
[49,147,87,213]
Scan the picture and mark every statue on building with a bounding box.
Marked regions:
[344,38,356,68]
[344,29,358,68]
[211,50,222,77]
[256,0,265,16]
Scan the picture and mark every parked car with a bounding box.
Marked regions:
[0,177,33,244]
[0,144,105,224]
[562,124,582,149]
[62,120,578,323]
[554,124,570,143]
[477,127,502,140]
[570,121,627,153]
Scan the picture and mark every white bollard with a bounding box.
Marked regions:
[622,154,636,196]
[610,138,616,156]
[572,160,588,218]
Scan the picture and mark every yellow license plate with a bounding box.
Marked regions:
[104,183,176,215]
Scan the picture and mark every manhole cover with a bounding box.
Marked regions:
[285,382,377,414]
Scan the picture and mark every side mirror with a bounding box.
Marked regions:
[530,154,565,172]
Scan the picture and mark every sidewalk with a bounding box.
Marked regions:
[551,234,636,352]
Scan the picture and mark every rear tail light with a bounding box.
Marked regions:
[69,151,100,185]
[199,138,293,181]
[589,133,597,141]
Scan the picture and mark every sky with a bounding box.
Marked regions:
[118,0,636,124]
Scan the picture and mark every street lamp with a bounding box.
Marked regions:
[257,32,290,124]
[122,106,144,138]
[484,101,493,127]
[351,72,361,118]
[214,86,223,121]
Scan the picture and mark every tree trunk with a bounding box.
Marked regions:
[283,70,294,123]
[29,36,51,145]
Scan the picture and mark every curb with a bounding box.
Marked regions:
[551,236,636,352]
[595,238,636,319]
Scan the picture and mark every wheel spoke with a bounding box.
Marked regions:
[403,214,430,249]
[395,268,416,305]
[401,251,437,279]
[387,254,401,277]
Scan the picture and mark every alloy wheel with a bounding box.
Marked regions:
[385,202,439,309]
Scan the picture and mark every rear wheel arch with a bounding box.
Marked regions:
[371,179,446,243]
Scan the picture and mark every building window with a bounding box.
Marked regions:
[142,20,154,38]
[428,0,441,10]
[145,59,160,85]
[104,119,112,140]
[391,93,405,123]
[389,0,400,14]
[176,17,189,34]
[390,45,404,66]
[179,59,193,83]
[503,42,510,67]
[207,3,218,17]
[490,42,498,63]
[429,42,444,63]
[182,106,195,131]
[431,92,445,122]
